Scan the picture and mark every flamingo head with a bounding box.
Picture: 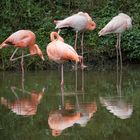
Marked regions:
[86,21,96,30]
[0,42,9,49]
[52,129,62,137]
[33,44,45,61]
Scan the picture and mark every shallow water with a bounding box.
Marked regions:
[0,65,140,140]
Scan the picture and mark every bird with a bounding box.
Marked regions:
[65,102,97,127]
[0,89,44,116]
[0,30,45,74]
[48,109,81,136]
[54,12,96,68]
[100,96,133,119]
[98,13,132,68]
[46,32,83,87]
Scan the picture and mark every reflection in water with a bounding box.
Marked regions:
[48,102,97,136]
[0,87,44,116]
[75,69,85,93]
[100,97,133,119]
[48,108,80,136]
[0,68,140,139]
[48,85,97,136]
[65,102,97,127]
[100,67,133,119]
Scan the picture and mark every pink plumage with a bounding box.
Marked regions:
[55,12,96,31]
[46,32,81,64]
[0,30,44,60]
[98,13,132,68]
[99,13,132,36]
[54,12,96,68]
[46,32,82,87]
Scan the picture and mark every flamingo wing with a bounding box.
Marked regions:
[56,41,79,62]
[55,14,87,31]
[99,16,127,36]
[47,41,79,63]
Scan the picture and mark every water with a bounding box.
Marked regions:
[0,65,140,140]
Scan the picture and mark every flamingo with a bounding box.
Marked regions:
[0,30,45,74]
[100,96,133,119]
[48,109,81,136]
[65,102,97,127]
[46,32,83,87]
[54,12,96,67]
[98,13,132,68]
[0,89,44,116]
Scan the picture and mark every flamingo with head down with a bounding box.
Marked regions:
[46,32,83,87]
[54,12,96,68]
[0,30,45,73]
[99,13,132,68]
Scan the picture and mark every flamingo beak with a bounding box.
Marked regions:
[40,55,45,61]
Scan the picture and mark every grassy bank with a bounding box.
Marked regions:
[0,0,140,70]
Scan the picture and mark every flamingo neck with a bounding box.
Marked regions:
[50,32,64,42]
[29,44,44,60]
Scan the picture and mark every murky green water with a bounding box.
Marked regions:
[0,65,140,140]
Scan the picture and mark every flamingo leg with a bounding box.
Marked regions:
[10,48,31,61]
[81,68,84,92]
[118,33,123,69]
[116,34,119,69]
[11,86,19,100]
[118,33,122,97]
[80,32,87,69]
[81,32,84,58]
[21,50,25,85]
[74,31,78,51]
[10,48,19,61]
[116,34,119,93]
[60,63,64,88]
[61,85,64,108]
[118,66,122,96]
[73,31,78,71]
[75,67,78,92]
[116,33,123,96]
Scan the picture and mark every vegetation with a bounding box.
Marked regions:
[0,0,140,70]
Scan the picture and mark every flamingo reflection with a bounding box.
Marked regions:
[100,67,133,119]
[0,87,44,116]
[100,96,133,119]
[48,108,81,136]
[48,86,97,136]
[65,102,97,127]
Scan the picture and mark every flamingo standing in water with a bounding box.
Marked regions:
[0,30,45,74]
[54,12,96,67]
[46,32,83,87]
[98,13,132,68]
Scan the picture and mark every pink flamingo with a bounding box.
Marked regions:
[54,12,96,67]
[0,30,45,74]
[46,32,83,87]
[48,109,80,136]
[0,89,44,116]
[98,13,132,67]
